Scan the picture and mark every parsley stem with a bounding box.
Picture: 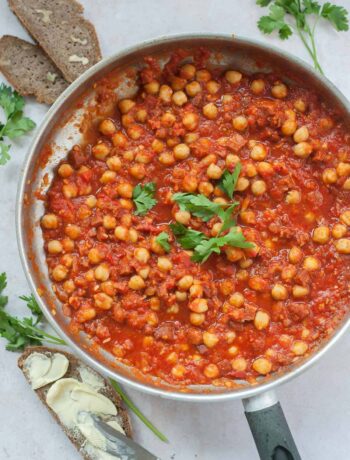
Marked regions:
[109,378,169,443]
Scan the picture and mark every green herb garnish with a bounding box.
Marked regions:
[172,192,226,221]
[257,1,349,75]
[218,163,242,199]
[132,182,157,216]
[170,223,253,263]
[155,232,171,252]
[0,84,36,165]
[0,272,168,442]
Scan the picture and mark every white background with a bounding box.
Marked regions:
[1,1,350,459]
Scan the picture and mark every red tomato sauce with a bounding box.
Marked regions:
[41,50,350,386]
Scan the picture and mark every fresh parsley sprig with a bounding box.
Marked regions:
[155,232,171,252]
[0,84,36,165]
[170,223,253,263]
[257,1,349,75]
[0,272,168,442]
[218,163,242,200]
[132,182,157,215]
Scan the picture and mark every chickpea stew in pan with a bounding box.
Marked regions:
[41,50,350,386]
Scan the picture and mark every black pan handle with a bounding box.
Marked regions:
[243,391,301,460]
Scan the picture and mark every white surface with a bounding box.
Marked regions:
[0,1,350,459]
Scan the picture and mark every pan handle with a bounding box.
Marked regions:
[242,391,301,460]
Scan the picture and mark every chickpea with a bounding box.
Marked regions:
[158,152,174,166]
[189,298,208,313]
[92,142,111,160]
[182,113,198,131]
[293,126,309,143]
[174,143,190,160]
[76,308,96,323]
[226,331,237,344]
[207,80,220,94]
[151,237,165,255]
[335,238,350,254]
[123,150,134,162]
[337,162,350,177]
[180,63,196,79]
[206,163,223,180]
[128,275,145,290]
[271,83,288,99]
[252,357,272,375]
[232,357,247,372]
[177,275,194,291]
[235,177,249,192]
[246,163,257,178]
[340,211,350,226]
[271,284,288,300]
[285,190,301,204]
[203,103,218,120]
[222,94,233,103]
[52,264,68,281]
[114,226,129,241]
[47,240,63,254]
[293,142,313,158]
[159,85,173,103]
[254,311,270,330]
[225,70,242,84]
[292,285,309,298]
[95,263,110,282]
[134,248,150,264]
[332,224,347,239]
[343,178,350,190]
[182,175,198,192]
[225,154,239,169]
[291,340,308,356]
[225,247,244,262]
[294,99,307,112]
[305,211,316,223]
[112,131,128,149]
[129,164,146,179]
[229,292,244,308]
[281,119,297,136]
[62,238,74,253]
[171,364,186,379]
[312,226,330,244]
[184,81,201,99]
[58,163,74,178]
[85,196,96,209]
[42,213,58,229]
[88,248,104,265]
[211,222,223,237]
[117,183,133,198]
[99,119,116,136]
[203,363,219,379]
[189,312,205,326]
[175,210,191,225]
[127,125,143,140]
[250,144,267,161]
[106,156,122,172]
[240,210,255,225]
[232,115,248,131]
[257,162,274,177]
[175,290,187,302]
[172,91,187,106]
[94,292,113,310]
[135,109,147,123]
[281,265,297,280]
[157,257,173,272]
[63,183,78,199]
[251,180,266,196]
[251,79,265,95]
[196,69,211,82]
[161,113,176,128]
[198,181,214,197]
[203,332,219,348]
[117,100,134,115]
[144,80,159,94]
[303,256,320,271]
[63,279,75,294]
[322,168,338,184]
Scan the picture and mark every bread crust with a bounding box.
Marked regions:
[18,346,132,460]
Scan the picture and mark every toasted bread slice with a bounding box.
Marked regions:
[18,346,132,460]
[0,35,68,104]
[8,0,101,83]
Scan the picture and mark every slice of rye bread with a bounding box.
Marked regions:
[18,346,132,460]
[0,35,69,104]
[8,0,102,83]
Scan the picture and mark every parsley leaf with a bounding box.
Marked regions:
[132,182,157,216]
[321,2,349,30]
[173,192,225,221]
[155,232,171,252]
[256,0,349,74]
[0,84,36,165]
[170,223,206,249]
[219,163,242,199]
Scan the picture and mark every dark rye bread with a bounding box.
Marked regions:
[18,346,132,460]
[0,35,68,104]
[8,0,101,83]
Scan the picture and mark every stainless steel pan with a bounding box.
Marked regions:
[16,34,350,460]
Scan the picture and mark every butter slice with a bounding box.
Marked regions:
[24,352,69,389]
[78,366,105,391]
[46,378,117,429]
